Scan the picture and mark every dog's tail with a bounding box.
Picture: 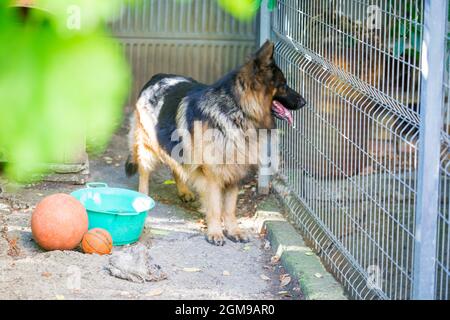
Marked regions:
[125,154,138,177]
[125,112,138,177]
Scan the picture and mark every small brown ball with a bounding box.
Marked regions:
[81,228,113,255]
[31,193,88,251]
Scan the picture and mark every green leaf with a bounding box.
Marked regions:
[410,31,422,52]
[217,0,260,20]
[0,1,130,180]
[397,22,407,37]
[393,39,405,58]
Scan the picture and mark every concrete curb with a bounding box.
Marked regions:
[255,196,347,300]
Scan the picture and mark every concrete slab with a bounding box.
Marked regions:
[257,196,347,300]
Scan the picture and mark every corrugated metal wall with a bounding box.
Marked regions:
[111,0,257,105]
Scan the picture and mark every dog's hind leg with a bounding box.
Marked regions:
[222,185,250,243]
[173,170,196,202]
[125,112,139,177]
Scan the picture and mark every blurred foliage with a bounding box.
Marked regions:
[0,0,270,181]
[389,0,422,62]
[217,0,258,20]
[0,0,130,180]
[217,0,275,21]
[176,0,275,20]
[389,1,450,67]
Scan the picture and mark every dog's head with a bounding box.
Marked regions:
[239,40,306,125]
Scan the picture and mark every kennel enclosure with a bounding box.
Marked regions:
[110,0,450,299]
[113,0,450,299]
[262,0,450,299]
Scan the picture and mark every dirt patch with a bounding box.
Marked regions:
[0,122,303,300]
[0,210,20,258]
[237,175,267,218]
[6,237,20,258]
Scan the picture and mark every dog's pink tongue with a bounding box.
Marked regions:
[272,100,293,125]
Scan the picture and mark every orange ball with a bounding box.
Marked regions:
[31,193,88,251]
[81,228,113,255]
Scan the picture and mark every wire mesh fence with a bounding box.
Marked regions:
[268,0,449,299]
[436,1,450,300]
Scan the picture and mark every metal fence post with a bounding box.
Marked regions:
[259,0,271,45]
[258,0,272,194]
[413,0,447,300]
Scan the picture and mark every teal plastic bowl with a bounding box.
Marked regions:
[71,182,155,245]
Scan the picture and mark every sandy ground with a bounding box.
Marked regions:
[0,123,302,300]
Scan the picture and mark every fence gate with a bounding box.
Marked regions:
[266,0,450,299]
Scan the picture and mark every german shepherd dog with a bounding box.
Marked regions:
[126,41,306,245]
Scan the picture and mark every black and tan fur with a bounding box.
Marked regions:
[126,41,306,245]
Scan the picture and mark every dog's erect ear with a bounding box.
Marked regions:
[254,40,274,67]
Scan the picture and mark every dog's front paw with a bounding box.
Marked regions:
[178,190,196,202]
[205,231,226,246]
[224,228,250,243]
